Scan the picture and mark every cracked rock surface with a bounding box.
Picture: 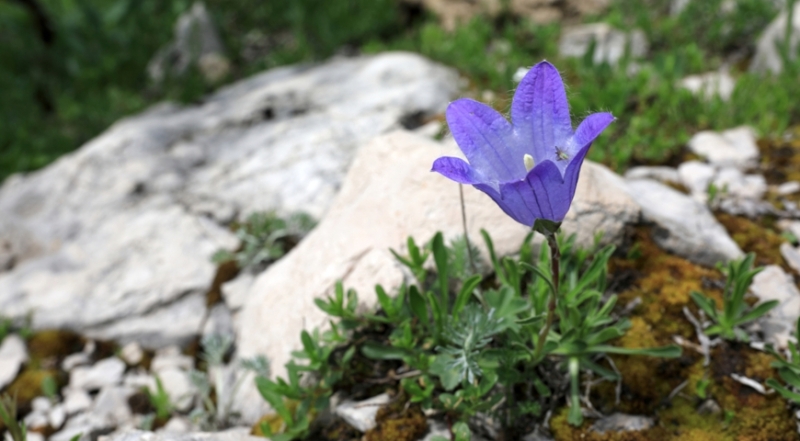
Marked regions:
[0,52,458,347]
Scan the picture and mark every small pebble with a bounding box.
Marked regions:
[334,393,391,432]
[778,181,800,195]
[590,413,655,434]
[119,342,143,365]
[697,399,722,416]
[63,388,92,415]
[62,352,91,371]
[49,404,66,428]
[31,396,52,413]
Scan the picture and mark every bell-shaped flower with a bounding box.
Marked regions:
[432,61,614,228]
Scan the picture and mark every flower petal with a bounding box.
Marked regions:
[431,156,483,185]
[446,98,525,182]
[475,160,571,227]
[564,140,593,202]
[511,61,573,164]
[572,112,615,150]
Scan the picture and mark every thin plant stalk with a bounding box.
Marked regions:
[459,184,477,274]
[534,232,560,362]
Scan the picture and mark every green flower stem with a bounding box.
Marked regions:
[534,232,560,362]
[459,184,477,274]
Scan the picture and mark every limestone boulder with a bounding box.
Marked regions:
[625,178,743,266]
[0,52,458,347]
[233,130,640,422]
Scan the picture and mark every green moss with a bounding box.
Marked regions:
[715,213,785,269]
[553,226,797,440]
[5,368,61,410]
[364,400,428,441]
[26,329,83,364]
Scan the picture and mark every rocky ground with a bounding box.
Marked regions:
[3,1,800,441]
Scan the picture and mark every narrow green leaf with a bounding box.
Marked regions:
[390,248,416,271]
[408,285,428,324]
[567,357,583,426]
[690,292,719,321]
[361,342,411,361]
[408,236,422,264]
[778,367,800,389]
[589,344,682,358]
[375,284,392,314]
[767,379,800,403]
[432,232,448,282]
[516,315,544,326]
[313,298,335,315]
[520,262,556,296]
[255,377,293,425]
[300,331,315,359]
[586,326,625,346]
[453,274,482,316]
[582,358,619,380]
[480,229,501,280]
[735,300,779,326]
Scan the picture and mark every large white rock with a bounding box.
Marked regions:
[561,160,641,246]
[233,130,640,423]
[69,357,126,391]
[98,429,262,441]
[156,368,196,412]
[678,160,716,198]
[751,2,800,74]
[687,127,759,170]
[624,166,681,186]
[750,265,800,347]
[625,178,743,266]
[559,23,648,65]
[0,334,28,390]
[679,70,736,101]
[0,53,458,346]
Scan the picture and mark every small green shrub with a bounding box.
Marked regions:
[212,211,315,271]
[690,253,778,342]
[253,231,680,439]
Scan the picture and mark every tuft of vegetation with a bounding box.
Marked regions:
[0,394,27,441]
[212,211,315,271]
[690,253,778,342]
[767,317,800,404]
[252,231,680,439]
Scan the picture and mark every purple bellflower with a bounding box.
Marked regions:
[432,61,614,229]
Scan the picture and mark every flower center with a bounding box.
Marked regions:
[523,154,535,172]
[555,146,569,161]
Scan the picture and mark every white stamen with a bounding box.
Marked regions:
[523,154,535,172]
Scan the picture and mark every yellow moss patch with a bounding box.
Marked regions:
[554,225,797,440]
[250,400,304,437]
[610,227,720,342]
[27,329,83,363]
[715,213,785,269]
[364,401,427,441]
[5,368,60,409]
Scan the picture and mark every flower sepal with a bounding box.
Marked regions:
[533,218,561,237]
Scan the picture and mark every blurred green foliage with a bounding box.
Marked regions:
[1,0,799,181]
[0,0,403,182]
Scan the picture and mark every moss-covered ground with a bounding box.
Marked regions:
[551,228,797,441]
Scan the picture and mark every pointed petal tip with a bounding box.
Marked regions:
[431,156,480,185]
[573,112,615,148]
